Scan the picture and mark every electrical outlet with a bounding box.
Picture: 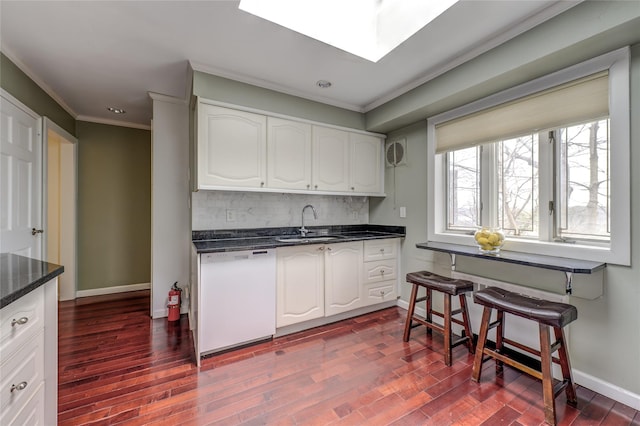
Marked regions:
[226,209,236,222]
[399,206,407,218]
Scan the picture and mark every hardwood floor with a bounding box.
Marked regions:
[58,291,640,425]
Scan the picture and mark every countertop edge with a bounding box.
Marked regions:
[1,255,65,309]
[416,241,606,274]
[193,231,405,254]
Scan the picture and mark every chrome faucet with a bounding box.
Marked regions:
[299,204,317,236]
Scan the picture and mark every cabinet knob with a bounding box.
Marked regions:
[307,184,310,189]
[326,247,332,252]
[380,248,385,253]
[380,270,385,276]
[10,382,28,393]
[380,290,386,296]
[260,182,265,187]
[314,185,318,189]
[318,246,325,251]
[351,187,355,191]
[11,317,29,327]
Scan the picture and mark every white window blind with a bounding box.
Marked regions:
[435,71,609,154]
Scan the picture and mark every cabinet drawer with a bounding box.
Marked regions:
[363,282,396,306]
[363,239,398,262]
[363,260,397,284]
[0,331,45,424]
[4,382,44,426]
[0,286,44,360]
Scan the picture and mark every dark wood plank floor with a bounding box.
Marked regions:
[58,291,640,425]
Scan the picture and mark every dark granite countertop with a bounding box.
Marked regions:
[193,224,405,254]
[416,241,605,274]
[1,253,64,309]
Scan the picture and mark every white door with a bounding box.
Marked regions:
[1,93,42,259]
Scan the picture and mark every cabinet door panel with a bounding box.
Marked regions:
[312,127,349,192]
[198,105,266,188]
[350,133,382,193]
[276,246,325,327]
[325,242,362,316]
[267,118,312,190]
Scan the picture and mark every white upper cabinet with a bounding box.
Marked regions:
[198,104,267,189]
[267,117,312,190]
[349,133,382,194]
[195,102,384,195]
[312,126,350,192]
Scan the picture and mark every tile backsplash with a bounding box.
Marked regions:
[192,191,369,230]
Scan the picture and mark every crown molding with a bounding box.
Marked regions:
[189,60,364,113]
[1,45,78,118]
[76,115,151,131]
[148,92,188,105]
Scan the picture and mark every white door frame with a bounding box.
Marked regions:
[43,118,78,301]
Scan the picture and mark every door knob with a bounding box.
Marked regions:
[32,228,44,236]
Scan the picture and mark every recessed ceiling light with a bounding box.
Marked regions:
[316,80,332,89]
[107,107,126,114]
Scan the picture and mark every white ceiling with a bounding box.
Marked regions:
[0,1,580,129]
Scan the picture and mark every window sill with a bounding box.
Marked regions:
[428,230,627,266]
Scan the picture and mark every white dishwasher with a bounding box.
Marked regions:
[200,249,276,354]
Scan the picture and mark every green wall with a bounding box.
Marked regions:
[366,1,640,133]
[0,53,75,135]
[77,121,151,291]
[193,71,366,130]
[370,3,640,397]
[2,52,151,293]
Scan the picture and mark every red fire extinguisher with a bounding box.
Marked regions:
[167,282,182,322]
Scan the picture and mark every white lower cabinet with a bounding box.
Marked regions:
[324,242,363,316]
[277,239,399,328]
[0,279,57,426]
[276,245,325,327]
[362,239,399,306]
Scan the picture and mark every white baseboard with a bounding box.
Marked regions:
[573,370,640,410]
[396,299,640,411]
[76,282,150,298]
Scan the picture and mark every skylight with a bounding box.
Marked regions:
[238,0,459,63]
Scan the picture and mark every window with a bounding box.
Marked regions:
[428,48,630,265]
[446,119,607,242]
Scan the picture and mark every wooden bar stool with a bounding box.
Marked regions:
[403,271,475,366]
[471,287,578,426]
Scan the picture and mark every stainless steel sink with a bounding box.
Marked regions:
[275,236,342,243]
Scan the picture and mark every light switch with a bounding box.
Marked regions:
[399,206,406,218]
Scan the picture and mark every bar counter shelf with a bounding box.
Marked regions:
[415,241,606,295]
